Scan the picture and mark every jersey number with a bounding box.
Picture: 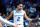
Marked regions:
[17,17,20,21]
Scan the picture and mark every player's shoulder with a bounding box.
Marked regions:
[11,10,14,14]
[11,10,16,13]
[11,10,14,13]
[23,10,26,13]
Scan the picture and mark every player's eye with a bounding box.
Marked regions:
[19,6,23,7]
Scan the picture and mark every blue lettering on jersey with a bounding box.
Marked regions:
[17,17,20,21]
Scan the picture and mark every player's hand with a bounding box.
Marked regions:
[32,19,39,23]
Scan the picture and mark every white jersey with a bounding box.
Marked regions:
[13,10,24,25]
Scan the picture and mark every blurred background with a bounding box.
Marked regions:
[0,0,40,27]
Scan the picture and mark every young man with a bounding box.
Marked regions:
[6,2,38,27]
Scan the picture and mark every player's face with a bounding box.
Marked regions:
[17,4,23,10]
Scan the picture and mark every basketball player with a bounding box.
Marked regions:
[6,2,38,27]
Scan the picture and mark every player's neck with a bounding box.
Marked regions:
[16,9,21,12]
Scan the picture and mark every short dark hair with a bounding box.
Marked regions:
[16,2,23,6]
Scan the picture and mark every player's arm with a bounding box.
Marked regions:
[24,11,32,21]
[24,11,39,22]
[0,16,16,26]
[6,11,14,20]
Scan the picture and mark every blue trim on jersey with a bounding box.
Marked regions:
[16,10,18,13]
[15,9,22,13]
[15,15,23,16]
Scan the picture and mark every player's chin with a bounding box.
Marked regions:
[19,8,22,9]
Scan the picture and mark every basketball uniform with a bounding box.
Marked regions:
[13,10,24,27]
